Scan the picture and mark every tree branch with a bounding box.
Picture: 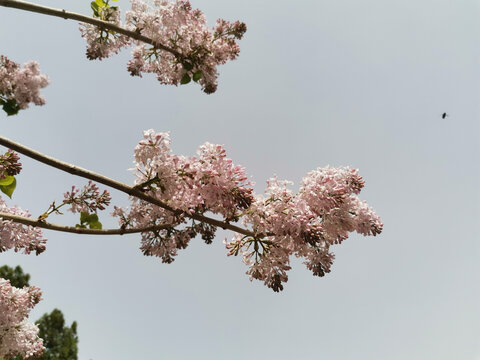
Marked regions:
[0,0,182,58]
[0,135,258,238]
[0,212,171,235]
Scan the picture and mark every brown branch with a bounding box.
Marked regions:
[0,135,258,238]
[0,212,171,235]
[0,0,182,58]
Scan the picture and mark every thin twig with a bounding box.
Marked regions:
[0,0,182,58]
[0,135,257,238]
[0,212,171,235]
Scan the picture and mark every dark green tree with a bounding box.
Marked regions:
[0,265,30,288]
[0,266,78,360]
[35,310,78,360]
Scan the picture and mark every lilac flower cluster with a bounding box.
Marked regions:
[63,180,112,214]
[79,2,130,60]
[0,197,47,255]
[116,130,383,291]
[113,130,253,262]
[80,0,246,93]
[229,168,383,291]
[0,278,44,358]
[0,56,49,114]
[132,130,253,217]
[0,150,22,179]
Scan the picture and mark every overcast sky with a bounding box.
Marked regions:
[1,0,479,359]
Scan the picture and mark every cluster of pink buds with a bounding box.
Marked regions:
[0,150,22,179]
[80,0,246,93]
[63,180,111,214]
[116,130,383,291]
[0,55,49,115]
[0,278,44,358]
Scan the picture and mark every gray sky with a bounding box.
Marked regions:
[1,0,479,359]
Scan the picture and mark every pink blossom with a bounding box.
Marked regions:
[131,130,253,220]
[116,130,383,291]
[125,0,246,93]
[0,56,49,113]
[115,130,252,262]
[79,5,130,60]
[229,170,383,291]
[80,0,246,93]
[299,166,366,214]
[0,197,47,255]
[0,278,44,358]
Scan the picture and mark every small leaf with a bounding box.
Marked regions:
[75,224,87,229]
[89,221,102,230]
[180,73,191,85]
[2,99,20,116]
[80,212,89,224]
[0,177,16,198]
[192,70,202,82]
[91,2,100,16]
[0,175,14,186]
[86,214,99,224]
[182,62,193,71]
[95,0,106,7]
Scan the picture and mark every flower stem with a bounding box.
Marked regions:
[0,211,171,235]
[0,0,182,58]
[0,135,258,238]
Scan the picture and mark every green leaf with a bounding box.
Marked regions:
[180,73,191,85]
[2,99,20,116]
[95,0,106,7]
[192,70,202,82]
[89,221,102,230]
[80,212,89,224]
[91,1,100,16]
[182,62,193,71]
[0,175,14,186]
[86,214,99,224]
[79,212,102,229]
[0,177,16,198]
